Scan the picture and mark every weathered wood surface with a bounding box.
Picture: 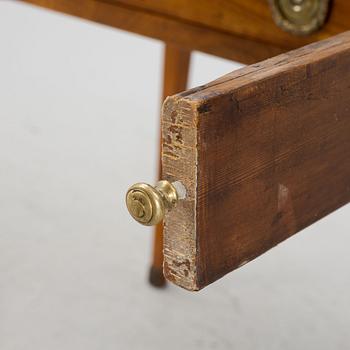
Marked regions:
[150,44,191,287]
[20,0,350,64]
[162,32,350,290]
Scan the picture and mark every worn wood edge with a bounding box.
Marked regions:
[161,95,200,291]
[19,0,283,63]
[167,31,350,290]
[179,31,350,102]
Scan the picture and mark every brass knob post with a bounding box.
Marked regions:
[126,180,179,226]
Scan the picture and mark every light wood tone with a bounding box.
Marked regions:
[115,0,350,49]
[162,32,350,290]
[149,44,191,287]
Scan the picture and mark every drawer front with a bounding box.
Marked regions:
[116,0,350,49]
[162,31,350,290]
[22,0,350,63]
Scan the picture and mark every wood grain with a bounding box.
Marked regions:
[114,0,350,49]
[150,44,191,287]
[161,96,198,290]
[162,31,350,290]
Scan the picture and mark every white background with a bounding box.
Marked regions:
[0,1,349,349]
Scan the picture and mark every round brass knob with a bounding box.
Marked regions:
[269,0,331,35]
[126,180,178,226]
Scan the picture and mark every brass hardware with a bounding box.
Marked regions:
[126,180,179,226]
[269,0,331,36]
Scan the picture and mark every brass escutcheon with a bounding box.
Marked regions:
[269,0,331,35]
[126,180,178,226]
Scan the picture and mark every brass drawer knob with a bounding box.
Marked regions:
[269,0,331,35]
[126,180,182,226]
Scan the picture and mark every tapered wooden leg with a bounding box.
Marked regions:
[149,44,191,287]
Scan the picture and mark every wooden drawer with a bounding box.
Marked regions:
[161,31,350,290]
[115,0,350,49]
